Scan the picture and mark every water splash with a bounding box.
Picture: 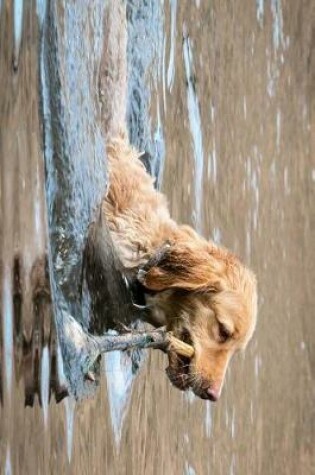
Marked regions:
[256,0,264,25]
[13,0,24,69]
[167,0,177,91]
[276,108,281,151]
[271,0,285,51]
[104,348,134,445]
[185,462,196,475]
[2,267,13,398]
[184,390,196,404]
[126,0,166,195]
[205,401,212,437]
[36,0,46,25]
[40,345,50,426]
[229,454,236,475]
[208,147,218,184]
[212,227,221,244]
[152,98,166,190]
[182,29,204,232]
[207,105,218,183]
[231,408,236,439]
[127,0,164,152]
[64,397,76,463]
[5,447,12,475]
[56,343,67,387]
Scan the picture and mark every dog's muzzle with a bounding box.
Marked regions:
[165,329,221,401]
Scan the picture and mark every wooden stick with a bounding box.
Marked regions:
[167,334,194,358]
[93,327,194,358]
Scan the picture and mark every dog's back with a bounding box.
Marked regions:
[102,137,176,270]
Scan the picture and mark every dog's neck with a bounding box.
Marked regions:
[122,273,168,327]
[105,209,178,274]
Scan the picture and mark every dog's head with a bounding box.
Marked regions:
[138,226,257,401]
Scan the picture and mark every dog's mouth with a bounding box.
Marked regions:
[165,329,218,401]
[165,328,193,391]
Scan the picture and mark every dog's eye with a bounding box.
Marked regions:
[217,321,231,343]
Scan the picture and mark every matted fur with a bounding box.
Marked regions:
[102,137,257,401]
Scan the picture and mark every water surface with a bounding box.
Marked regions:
[0,1,314,474]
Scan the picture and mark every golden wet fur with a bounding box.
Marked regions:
[102,137,257,401]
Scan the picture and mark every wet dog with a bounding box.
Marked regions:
[102,137,257,401]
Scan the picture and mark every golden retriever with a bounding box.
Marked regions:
[102,137,257,401]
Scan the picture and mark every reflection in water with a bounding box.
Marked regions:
[1,0,314,474]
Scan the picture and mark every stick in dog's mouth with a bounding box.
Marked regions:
[85,328,194,382]
[167,334,194,358]
[93,327,194,357]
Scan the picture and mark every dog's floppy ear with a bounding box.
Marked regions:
[138,240,225,292]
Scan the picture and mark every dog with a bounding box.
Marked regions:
[101,137,257,401]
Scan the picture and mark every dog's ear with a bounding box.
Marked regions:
[138,241,226,292]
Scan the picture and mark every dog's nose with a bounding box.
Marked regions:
[206,383,221,401]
